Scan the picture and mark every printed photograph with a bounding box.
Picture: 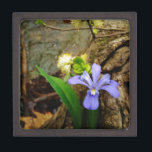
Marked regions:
[20,19,130,129]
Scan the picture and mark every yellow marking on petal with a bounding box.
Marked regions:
[91,89,96,95]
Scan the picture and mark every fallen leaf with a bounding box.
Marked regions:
[20,110,53,129]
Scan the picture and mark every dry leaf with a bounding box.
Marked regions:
[20,110,53,129]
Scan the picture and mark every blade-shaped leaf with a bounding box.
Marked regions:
[36,65,82,128]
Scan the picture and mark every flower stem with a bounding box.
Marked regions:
[88,109,99,129]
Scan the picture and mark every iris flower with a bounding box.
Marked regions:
[68,63,120,110]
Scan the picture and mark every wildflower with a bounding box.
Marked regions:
[68,63,120,110]
[57,53,74,74]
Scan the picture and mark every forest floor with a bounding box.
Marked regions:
[20,20,130,129]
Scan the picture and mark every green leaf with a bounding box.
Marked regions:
[88,109,99,129]
[93,29,99,35]
[89,20,94,26]
[73,57,92,75]
[35,20,46,26]
[73,64,84,74]
[36,65,82,128]
[92,20,104,28]
[85,64,92,74]
[73,57,85,64]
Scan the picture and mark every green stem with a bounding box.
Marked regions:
[88,109,99,129]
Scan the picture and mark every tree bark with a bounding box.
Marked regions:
[95,36,130,129]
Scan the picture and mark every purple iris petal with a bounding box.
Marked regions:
[83,90,99,110]
[110,80,119,87]
[68,63,121,111]
[81,71,93,87]
[100,84,120,98]
[68,75,90,88]
[96,74,110,90]
[92,63,101,84]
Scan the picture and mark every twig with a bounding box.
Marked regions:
[20,29,28,97]
[31,90,51,97]
[32,92,59,103]
[45,24,128,32]
[95,31,129,39]
[87,20,96,40]
[45,24,89,31]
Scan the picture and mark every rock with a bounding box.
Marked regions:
[21,20,91,79]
